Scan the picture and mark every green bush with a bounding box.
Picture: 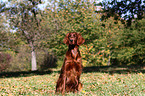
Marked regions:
[0,53,11,72]
[36,50,57,71]
[111,19,145,66]
[8,45,31,72]
[5,45,58,72]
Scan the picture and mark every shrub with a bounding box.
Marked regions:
[9,45,31,72]
[39,52,57,70]
[0,53,11,72]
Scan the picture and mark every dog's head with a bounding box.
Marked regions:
[63,32,85,46]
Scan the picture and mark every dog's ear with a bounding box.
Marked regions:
[77,33,85,45]
[63,33,70,45]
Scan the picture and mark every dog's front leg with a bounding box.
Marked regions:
[62,75,66,94]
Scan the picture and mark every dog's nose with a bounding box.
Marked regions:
[70,39,73,42]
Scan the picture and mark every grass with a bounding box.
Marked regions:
[0,68,145,96]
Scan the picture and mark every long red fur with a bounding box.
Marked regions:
[56,32,85,94]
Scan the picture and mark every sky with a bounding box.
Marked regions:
[0,0,47,9]
[0,0,7,2]
[0,0,105,7]
[0,0,106,10]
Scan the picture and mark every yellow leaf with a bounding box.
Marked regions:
[138,72,143,75]
[8,94,13,96]
[82,90,86,93]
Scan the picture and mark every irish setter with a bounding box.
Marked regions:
[56,32,85,94]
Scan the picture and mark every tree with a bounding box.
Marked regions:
[5,0,44,71]
[41,0,113,66]
[44,0,145,67]
[97,0,145,27]
[0,16,9,51]
[0,2,10,51]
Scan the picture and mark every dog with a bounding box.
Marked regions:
[56,32,85,94]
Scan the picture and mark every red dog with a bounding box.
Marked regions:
[56,32,85,94]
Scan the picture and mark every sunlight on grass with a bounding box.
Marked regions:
[0,72,145,96]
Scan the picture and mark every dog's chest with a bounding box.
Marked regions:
[71,48,78,60]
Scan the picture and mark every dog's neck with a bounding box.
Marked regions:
[69,45,78,49]
[69,45,79,60]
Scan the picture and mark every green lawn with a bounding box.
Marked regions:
[0,69,145,96]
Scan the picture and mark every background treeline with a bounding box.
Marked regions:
[0,0,145,72]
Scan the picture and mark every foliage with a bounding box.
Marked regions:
[0,0,145,71]
[0,71,145,95]
[0,14,10,51]
[42,0,145,67]
[41,0,112,66]
[111,19,145,65]
[8,45,31,72]
[0,53,11,72]
[97,0,145,27]
[5,44,57,72]
[39,52,57,70]
[4,0,50,71]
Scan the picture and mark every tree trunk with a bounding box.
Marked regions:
[31,49,37,71]
[30,42,37,71]
[23,30,37,71]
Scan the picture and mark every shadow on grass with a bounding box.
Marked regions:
[1,64,145,78]
[0,70,54,78]
[83,65,145,74]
